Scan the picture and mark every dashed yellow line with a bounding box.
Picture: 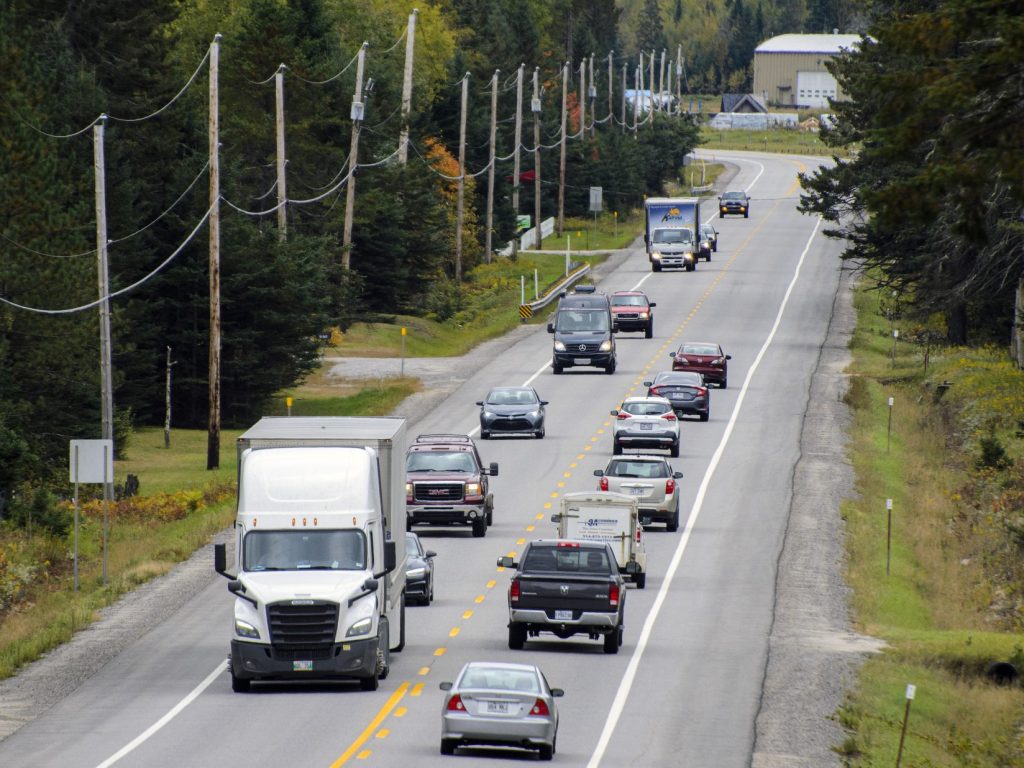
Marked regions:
[449,627,460,637]
[411,683,424,696]
[418,667,430,676]
[462,610,474,619]
[329,682,409,767]
[475,594,485,603]
[433,648,446,657]
[376,729,389,739]
[486,580,496,589]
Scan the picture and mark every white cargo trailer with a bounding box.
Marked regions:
[552,491,647,588]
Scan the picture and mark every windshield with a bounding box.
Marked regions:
[652,228,693,244]
[406,451,476,472]
[723,192,745,200]
[486,389,538,406]
[555,309,610,333]
[243,530,366,571]
[611,295,645,307]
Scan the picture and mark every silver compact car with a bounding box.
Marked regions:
[477,386,548,439]
[610,396,680,456]
[440,661,563,760]
[595,455,684,531]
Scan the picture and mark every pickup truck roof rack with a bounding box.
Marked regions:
[414,433,474,444]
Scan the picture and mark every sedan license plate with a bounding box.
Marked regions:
[639,422,653,430]
[293,660,313,672]
[629,487,645,496]
[573,357,590,365]
[486,701,510,714]
[554,609,573,621]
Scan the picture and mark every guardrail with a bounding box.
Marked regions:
[518,263,591,320]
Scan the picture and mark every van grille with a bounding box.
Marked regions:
[267,601,338,649]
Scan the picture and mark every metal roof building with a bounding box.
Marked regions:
[752,33,863,108]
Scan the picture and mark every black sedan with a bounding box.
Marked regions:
[644,371,711,422]
[699,224,718,260]
[718,190,750,218]
[405,531,436,605]
[477,386,548,439]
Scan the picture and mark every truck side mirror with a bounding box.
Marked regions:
[384,540,397,573]
[547,323,554,333]
[363,577,379,592]
[489,462,499,477]
[649,302,657,308]
[550,514,562,523]
[214,543,234,579]
[228,579,257,606]
[497,555,517,568]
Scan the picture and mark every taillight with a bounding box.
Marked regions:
[529,698,550,716]
[666,477,676,494]
[616,411,630,420]
[447,694,465,712]
[510,579,520,603]
[649,387,662,396]
[609,584,620,607]
[661,412,676,421]
[635,527,642,543]
[697,387,707,397]
[599,476,609,491]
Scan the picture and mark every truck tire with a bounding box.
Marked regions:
[480,430,490,439]
[605,357,616,374]
[603,626,621,654]
[471,516,487,537]
[508,623,527,650]
[652,263,662,272]
[359,671,379,691]
[552,363,564,375]
[645,321,653,339]
[231,672,251,693]
[486,501,494,526]
[635,571,646,589]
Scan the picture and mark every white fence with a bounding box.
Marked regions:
[498,216,556,256]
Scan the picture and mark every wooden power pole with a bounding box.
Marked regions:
[512,63,524,259]
[455,73,469,282]
[275,64,288,241]
[207,33,221,471]
[557,62,567,237]
[532,67,542,250]
[398,10,417,164]
[342,42,368,269]
[485,69,499,263]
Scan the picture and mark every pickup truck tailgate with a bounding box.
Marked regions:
[516,575,614,616]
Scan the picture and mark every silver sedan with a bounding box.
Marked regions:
[440,661,562,760]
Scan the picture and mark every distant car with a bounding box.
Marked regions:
[477,386,548,439]
[718,190,750,218]
[670,341,731,388]
[610,396,680,456]
[594,455,684,531]
[645,371,710,422]
[440,661,563,760]
[699,223,718,260]
[405,532,436,605]
[610,291,656,338]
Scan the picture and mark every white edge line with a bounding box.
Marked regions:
[94,663,224,768]
[585,216,822,768]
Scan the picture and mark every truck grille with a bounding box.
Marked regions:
[267,601,338,649]
[414,483,464,502]
[569,343,603,354]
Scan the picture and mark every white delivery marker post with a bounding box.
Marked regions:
[895,683,916,766]
[69,439,114,590]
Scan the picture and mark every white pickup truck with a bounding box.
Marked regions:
[551,491,647,588]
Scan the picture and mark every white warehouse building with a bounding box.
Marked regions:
[752,33,862,108]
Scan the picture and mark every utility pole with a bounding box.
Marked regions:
[485,69,499,263]
[659,49,666,112]
[633,64,640,137]
[455,73,469,281]
[512,63,524,259]
[557,62,567,237]
[164,346,176,449]
[532,67,542,250]
[677,44,683,110]
[621,62,627,134]
[207,33,221,471]
[398,9,417,164]
[342,42,369,269]
[275,64,288,241]
[649,51,656,124]
[588,54,596,138]
[607,52,613,125]
[578,59,586,139]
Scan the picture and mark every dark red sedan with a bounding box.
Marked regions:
[669,342,731,388]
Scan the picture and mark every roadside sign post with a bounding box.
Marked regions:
[534,269,539,300]
[895,684,916,767]
[566,236,571,276]
[886,498,893,576]
[400,327,407,377]
[520,276,525,306]
[614,210,618,240]
[891,328,899,366]
[69,439,114,590]
[286,396,293,417]
[887,396,894,452]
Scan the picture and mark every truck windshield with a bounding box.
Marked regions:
[555,309,609,332]
[407,451,476,472]
[652,228,693,244]
[243,530,366,571]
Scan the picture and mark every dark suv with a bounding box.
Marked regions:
[406,434,498,538]
[718,190,750,218]
[548,287,618,374]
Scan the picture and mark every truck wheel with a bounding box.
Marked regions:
[645,321,653,339]
[552,363,564,375]
[480,430,490,439]
[486,502,494,526]
[231,672,251,693]
[471,516,487,537]
[720,377,727,389]
[508,623,527,650]
[635,571,646,589]
[359,670,379,691]
[652,263,662,272]
[603,626,621,654]
[440,739,457,756]
[605,358,616,374]
[666,501,680,532]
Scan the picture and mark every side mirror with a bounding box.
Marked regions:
[649,302,657,308]
[475,401,484,406]
[725,354,732,360]
[424,550,437,559]
[550,513,562,523]
[609,409,618,416]
[547,323,555,333]
[363,577,380,592]
[673,471,684,479]
[642,381,652,387]
[384,541,396,573]
[550,688,565,698]
[489,462,499,477]
[440,682,453,691]
[228,579,256,606]
[497,555,517,568]
[540,400,549,406]
[593,469,604,476]
[214,542,230,577]
[668,352,675,358]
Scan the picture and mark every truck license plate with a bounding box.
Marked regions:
[554,610,573,621]
[629,487,645,495]
[573,358,590,365]
[486,701,509,714]
[293,660,313,672]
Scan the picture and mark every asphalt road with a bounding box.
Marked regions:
[0,150,863,768]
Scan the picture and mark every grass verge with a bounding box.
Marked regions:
[837,281,1024,765]
[699,125,837,156]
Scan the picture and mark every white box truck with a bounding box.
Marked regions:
[644,197,701,272]
[551,491,648,588]
[215,416,407,692]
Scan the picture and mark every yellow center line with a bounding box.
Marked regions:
[475,594,485,603]
[418,667,430,676]
[329,682,409,767]
[411,682,424,696]
[463,610,474,619]
[376,729,389,739]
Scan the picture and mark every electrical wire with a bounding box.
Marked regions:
[291,46,361,85]
[108,47,211,123]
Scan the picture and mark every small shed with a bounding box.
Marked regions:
[720,94,768,114]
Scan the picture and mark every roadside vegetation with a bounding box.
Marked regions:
[837,280,1024,765]
[700,125,836,156]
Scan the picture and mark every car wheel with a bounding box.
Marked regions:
[706,251,712,262]
[440,739,457,756]
[603,625,621,654]
[552,363,563,375]
[471,516,487,537]
[699,410,710,422]
[605,358,616,374]
[635,571,646,589]
[508,623,527,650]
[669,440,680,458]
[612,441,622,455]
[538,744,554,761]
[645,321,653,339]
[720,377,727,389]
[231,672,251,693]
[744,210,749,218]
[428,575,435,604]
[719,212,724,218]
[535,427,545,439]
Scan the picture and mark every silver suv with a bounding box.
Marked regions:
[609,396,680,457]
[594,455,684,531]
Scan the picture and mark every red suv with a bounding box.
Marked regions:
[406,434,498,537]
[610,291,656,339]
[669,342,731,388]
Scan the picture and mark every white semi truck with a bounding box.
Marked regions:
[215,416,407,692]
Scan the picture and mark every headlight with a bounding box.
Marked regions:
[651,252,661,259]
[466,482,482,496]
[639,312,648,319]
[599,340,612,352]
[406,567,426,579]
[346,617,373,638]
[527,410,540,419]
[235,619,260,639]
[405,482,413,497]
[553,340,566,352]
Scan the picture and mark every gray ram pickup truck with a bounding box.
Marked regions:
[498,539,626,654]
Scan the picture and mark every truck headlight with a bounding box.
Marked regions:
[651,252,662,260]
[599,340,612,352]
[553,340,566,352]
[466,482,482,496]
[407,567,426,579]
[235,619,260,639]
[346,617,373,638]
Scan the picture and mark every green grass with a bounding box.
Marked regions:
[698,125,839,156]
[539,209,645,251]
[838,279,1024,765]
